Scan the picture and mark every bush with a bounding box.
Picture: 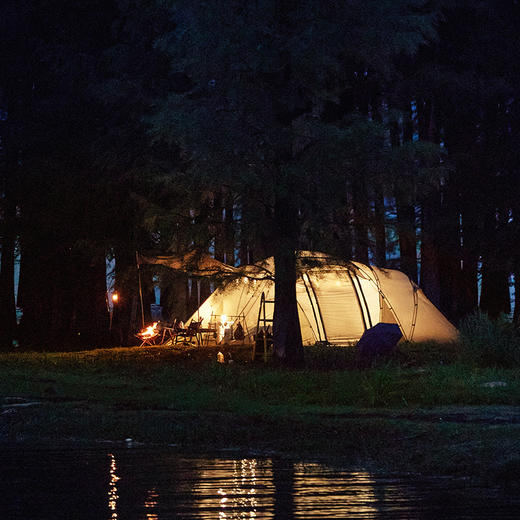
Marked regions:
[459,311,520,367]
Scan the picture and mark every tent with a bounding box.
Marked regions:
[186,252,457,345]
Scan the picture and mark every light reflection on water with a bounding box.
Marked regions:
[108,453,119,519]
[293,464,379,518]
[144,488,159,520]
[192,458,273,519]
[0,446,519,519]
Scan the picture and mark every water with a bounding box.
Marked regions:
[0,445,518,519]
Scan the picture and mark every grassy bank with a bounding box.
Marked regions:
[1,343,519,482]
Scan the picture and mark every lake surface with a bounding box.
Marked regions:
[0,444,518,519]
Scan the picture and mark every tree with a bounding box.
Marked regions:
[0,1,36,349]
[11,0,119,348]
[144,0,441,364]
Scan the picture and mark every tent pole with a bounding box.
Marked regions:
[367,265,407,340]
[409,281,419,341]
[306,275,328,342]
[197,279,201,321]
[352,274,373,328]
[346,270,368,331]
[136,251,145,328]
[301,274,323,342]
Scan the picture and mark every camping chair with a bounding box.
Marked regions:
[159,318,183,345]
[174,318,203,346]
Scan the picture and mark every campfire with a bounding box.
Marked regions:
[137,322,159,345]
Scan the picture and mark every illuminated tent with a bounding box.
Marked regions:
[186,252,457,346]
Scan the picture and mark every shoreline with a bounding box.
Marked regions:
[1,344,519,485]
[2,399,520,484]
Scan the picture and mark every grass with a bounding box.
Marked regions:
[1,342,520,481]
[2,343,518,409]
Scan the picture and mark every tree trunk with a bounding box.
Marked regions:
[479,207,510,319]
[396,195,418,282]
[352,175,369,264]
[112,246,139,346]
[435,180,464,324]
[224,192,235,265]
[373,191,386,267]
[0,196,17,349]
[17,225,56,349]
[459,209,479,318]
[417,97,442,305]
[272,171,303,366]
[480,260,510,319]
[73,250,109,346]
[420,192,441,306]
[514,268,520,326]
[390,117,417,281]
[513,207,520,326]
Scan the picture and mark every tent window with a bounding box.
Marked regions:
[380,296,398,325]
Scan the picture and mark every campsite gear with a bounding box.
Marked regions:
[197,324,218,346]
[233,322,245,341]
[185,252,457,346]
[173,319,203,345]
[253,293,274,360]
[252,328,273,362]
[355,323,403,366]
[136,322,160,346]
[203,314,247,345]
[158,318,182,345]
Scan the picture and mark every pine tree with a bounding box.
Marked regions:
[145,0,441,363]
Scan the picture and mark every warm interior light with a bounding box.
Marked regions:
[112,292,119,303]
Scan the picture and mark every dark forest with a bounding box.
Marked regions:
[1,0,519,359]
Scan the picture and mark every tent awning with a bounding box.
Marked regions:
[137,250,239,276]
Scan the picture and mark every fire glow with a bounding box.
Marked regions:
[139,322,159,340]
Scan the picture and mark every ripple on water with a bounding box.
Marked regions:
[0,445,518,519]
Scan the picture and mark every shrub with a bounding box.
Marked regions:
[459,311,520,367]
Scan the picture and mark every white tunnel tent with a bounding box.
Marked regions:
[188,254,458,346]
